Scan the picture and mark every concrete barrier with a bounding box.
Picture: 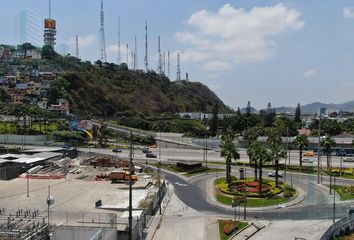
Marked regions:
[320,214,354,240]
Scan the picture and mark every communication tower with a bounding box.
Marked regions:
[176,52,181,81]
[99,0,107,62]
[44,0,56,47]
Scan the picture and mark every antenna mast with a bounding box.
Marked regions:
[126,44,129,65]
[167,50,170,79]
[134,36,138,70]
[49,0,51,18]
[144,20,148,71]
[99,0,107,62]
[117,16,121,65]
[158,36,162,74]
[75,35,79,58]
[163,51,166,75]
[176,52,181,81]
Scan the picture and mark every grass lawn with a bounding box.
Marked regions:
[218,220,248,240]
[216,193,290,208]
[149,162,220,176]
[333,185,354,201]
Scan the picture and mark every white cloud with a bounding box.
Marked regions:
[304,69,317,78]
[207,73,220,80]
[175,3,304,73]
[201,61,232,72]
[343,7,354,18]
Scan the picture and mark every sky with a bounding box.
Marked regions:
[2,0,354,110]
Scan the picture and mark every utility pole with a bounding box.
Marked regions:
[243,164,247,220]
[128,131,133,240]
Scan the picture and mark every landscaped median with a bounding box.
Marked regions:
[148,162,220,176]
[332,185,354,201]
[214,177,297,208]
[218,219,248,240]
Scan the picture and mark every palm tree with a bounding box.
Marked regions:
[244,127,261,180]
[220,127,240,184]
[293,134,309,169]
[321,136,336,172]
[252,143,272,193]
[266,128,287,187]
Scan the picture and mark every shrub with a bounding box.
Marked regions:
[223,220,239,235]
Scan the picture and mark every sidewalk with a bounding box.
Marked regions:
[145,185,220,240]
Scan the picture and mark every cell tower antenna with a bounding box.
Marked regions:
[158,36,162,74]
[117,16,121,65]
[163,51,166,75]
[167,50,170,79]
[176,52,181,81]
[131,51,134,69]
[75,35,79,58]
[99,0,107,62]
[49,0,51,18]
[144,20,148,71]
[126,44,129,65]
[134,36,138,70]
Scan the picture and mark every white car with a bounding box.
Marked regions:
[344,157,354,162]
[268,171,284,178]
[302,158,314,163]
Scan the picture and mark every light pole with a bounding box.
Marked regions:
[128,131,133,240]
[333,174,336,224]
[243,165,247,220]
[317,117,321,184]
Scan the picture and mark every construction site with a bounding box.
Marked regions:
[0,147,166,240]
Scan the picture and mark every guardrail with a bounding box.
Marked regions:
[320,213,354,240]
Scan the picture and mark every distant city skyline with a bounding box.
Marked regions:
[1,1,354,110]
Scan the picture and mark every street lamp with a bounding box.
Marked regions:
[23,164,33,197]
[317,117,321,184]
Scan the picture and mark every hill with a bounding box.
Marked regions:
[273,100,354,114]
[48,59,230,116]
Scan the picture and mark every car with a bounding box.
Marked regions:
[142,148,151,153]
[112,148,122,153]
[303,151,314,157]
[61,145,70,149]
[344,157,354,162]
[268,171,284,178]
[146,153,157,158]
[302,158,314,163]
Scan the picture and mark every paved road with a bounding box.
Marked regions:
[163,170,354,221]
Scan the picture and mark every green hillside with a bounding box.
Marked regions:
[48,58,230,116]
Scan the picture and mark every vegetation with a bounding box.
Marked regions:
[220,127,240,184]
[293,134,309,168]
[321,136,336,172]
[218,220,248,240]
[332,185,354,201]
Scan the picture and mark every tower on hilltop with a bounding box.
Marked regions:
[44,0,57,48]
[99,0,107,62]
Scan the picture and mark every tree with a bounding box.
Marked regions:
[244,127,261,180]
[209,103,218,137]
[321,136,336,172]
[266,128,287,186]
[264,102,275,127]
[293,134,309,169]
[220,127,240,184]
[246,101,251,116]
[236,107,241,116]
[252,143,271,193]
[294,103,301,123]
[42,45,57,60]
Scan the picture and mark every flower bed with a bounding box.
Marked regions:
[223,220,239,235]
